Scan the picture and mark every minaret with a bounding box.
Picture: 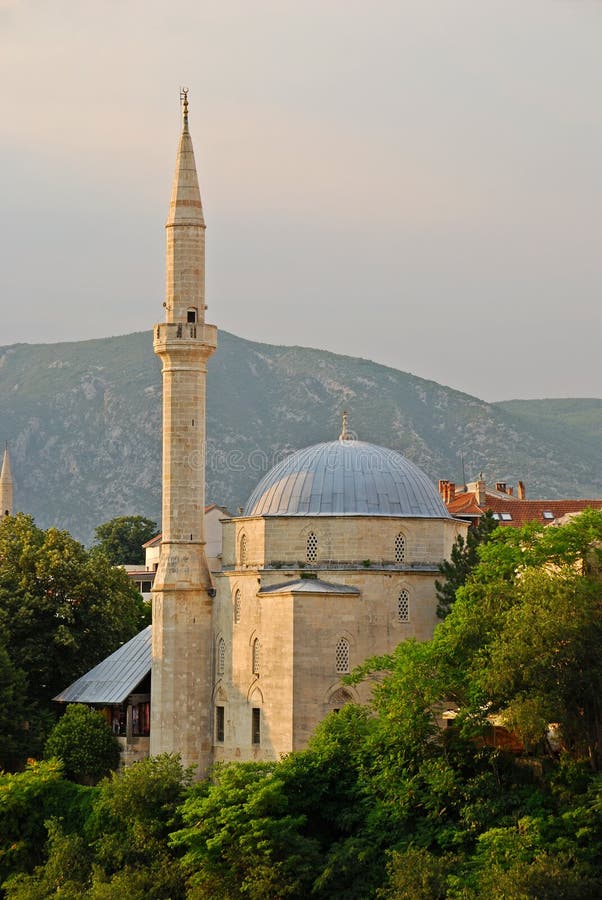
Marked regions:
[0,444,13,517]
[150,91,217,774]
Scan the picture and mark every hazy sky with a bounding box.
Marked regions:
[1,0,600,401]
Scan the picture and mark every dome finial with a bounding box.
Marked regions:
[339,409,351,441]
[180,86,189,129]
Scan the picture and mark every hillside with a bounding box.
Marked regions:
[0,331,600,543]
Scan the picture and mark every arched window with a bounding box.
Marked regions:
[217,637,225,675]
[306,531,318,563]
[397,589,410,622]
[252,638,261,676]
[394,532,406,564]
[335,638,350,674]
[234,590,241,624]
[329,687,353,712]
[240,533,247,567]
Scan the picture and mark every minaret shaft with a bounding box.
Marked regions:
[150,96,217,775]
[0,446,13,517]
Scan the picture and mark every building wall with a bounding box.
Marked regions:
[212,513,467,762]
[222,515,461,569]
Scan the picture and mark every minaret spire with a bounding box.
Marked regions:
[151,92,218,775]
[339,410,352,441]
[181,86,189,129]
[0,443,14,516]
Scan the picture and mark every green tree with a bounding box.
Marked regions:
[437,509,602,767]
[0,639,29,771]
[4,818,92,900]
[377,846,454,899]
[92,516,158,565]
[435,510,497,618]
[85,754,190,898]
[45,705,120,784]
[0,759,94,887]
[0,513,149,761]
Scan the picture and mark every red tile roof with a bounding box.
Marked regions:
[447,493,602,528]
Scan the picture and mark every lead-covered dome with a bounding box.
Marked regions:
[245,440,451,518]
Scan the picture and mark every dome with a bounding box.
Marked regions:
[244,440,451,518]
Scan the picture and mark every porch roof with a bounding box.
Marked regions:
[53,626,152,705]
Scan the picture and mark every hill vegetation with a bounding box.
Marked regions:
[0,330,600,542]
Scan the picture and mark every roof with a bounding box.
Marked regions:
[245,440,451,519]
[447,493,602,527]
[258,578,360,595]
[53,626,152,705]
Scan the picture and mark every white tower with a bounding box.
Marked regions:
[0,445,13,517]
[150,92,217,774]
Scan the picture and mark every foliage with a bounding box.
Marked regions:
[92,516,158,565]
[1,512,602,896]
[81,754,190,898]
[0,639,29,771]
[0,513,150,766]
[4,819,92,900]
[437,509,602,766]
[173,761,322,899]
[377,846,455,899]
[2,755,189,899]
[45,705,120,784]
[435,510,497,618]
[0,759,94,887]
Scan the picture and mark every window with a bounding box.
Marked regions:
[306,531,318,563]
[217,637,225,675]
[394,532,406,564]
[252,707,261,744]
[335,637,350,674]
[141,581,152,593]
[500,513,513,521]
[215,706,224,742]
[187,308,197,323]
[234,590,241,624]
[397,589,410,622]
[543,511,555,520]
[240,534,248,566]
[252,638,261,676]
[329,687,352,713]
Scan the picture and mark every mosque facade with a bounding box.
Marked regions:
[56,96,467,776]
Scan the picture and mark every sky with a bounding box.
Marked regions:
[0,0,600,402]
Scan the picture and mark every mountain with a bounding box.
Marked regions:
[0,331,600,544]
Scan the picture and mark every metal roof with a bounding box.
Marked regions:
[53,626,152,705]
[258,578,360,595]
[245,440,451,519]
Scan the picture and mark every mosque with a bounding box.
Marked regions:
[56,94,466,775]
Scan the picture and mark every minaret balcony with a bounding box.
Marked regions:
[154,321,217,355]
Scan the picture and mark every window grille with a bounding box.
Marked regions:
[394,533,406,564]
[217,637,225,675]
[252,638,261,676]
[306,531,318,563]
[329,687,352,710]
[215,706,225,742]
[398,589,410,622]
[252,707,261,744]
[234,590,241,624]
[240,533,248,566]
[335,638,350,674]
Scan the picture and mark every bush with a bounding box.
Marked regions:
[45,705,120,784]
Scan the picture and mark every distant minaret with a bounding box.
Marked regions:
[0,444,13,517]
[150,90,218,774]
